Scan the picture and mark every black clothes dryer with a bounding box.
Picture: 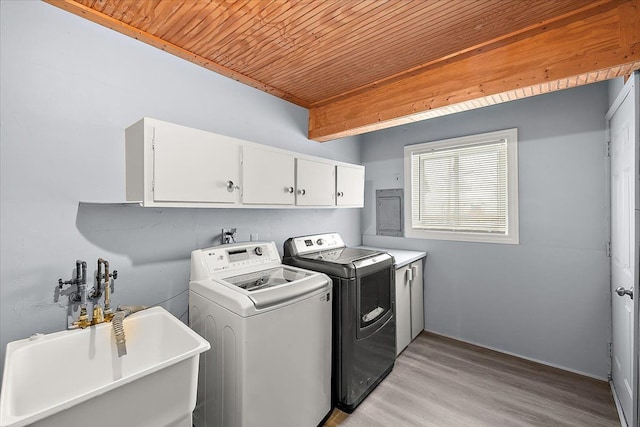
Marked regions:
[283,233,396,413]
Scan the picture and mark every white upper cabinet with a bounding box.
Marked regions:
[242,146,295,205]
[153,121,241,203]
[296,158,336,206]
[336,164,365,207]
[126,118,363,209]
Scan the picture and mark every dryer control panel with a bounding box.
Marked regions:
[201,242,278,274]
[287,233,345,256]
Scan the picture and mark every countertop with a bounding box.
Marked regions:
[356,246,427,268]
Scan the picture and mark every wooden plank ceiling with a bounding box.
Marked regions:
[46,0,640,141]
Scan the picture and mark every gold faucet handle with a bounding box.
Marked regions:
[73,306,91,329]
[92,304,104,325]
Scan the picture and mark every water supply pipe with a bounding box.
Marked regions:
[77,260,88,305]
[101,258,112,316]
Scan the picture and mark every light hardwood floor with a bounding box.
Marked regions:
[325,332,619,427]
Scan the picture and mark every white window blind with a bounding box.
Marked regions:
[404,128,518,244]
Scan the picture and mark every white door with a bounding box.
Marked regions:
[395,265,411,355]
[296,158,335,206]
[153,121,241,203]
[409,260,425,340]
[242,146,295,205]
[609,73,638,427]
[336,164,365,206]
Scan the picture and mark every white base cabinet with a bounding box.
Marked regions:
[395,264,413,355]
[395,259,425,355]
[409,261,424,340]
[126,118,365,209]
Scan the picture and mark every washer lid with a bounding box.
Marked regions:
[191,265,330,315]
[221,265,329,310]
[224,266,314,292]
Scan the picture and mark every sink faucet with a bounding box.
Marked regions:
[95,258,117,323]
[59,258,119,329]
[58,260,91,328]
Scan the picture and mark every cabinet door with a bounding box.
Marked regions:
[153,121,241,203]
[336,164,365,207]
[395,265,412,356]
[296,158,335,206]
[410,260,424,340]
[242,146,295,205]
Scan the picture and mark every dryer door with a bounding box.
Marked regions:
[355,263,394,339]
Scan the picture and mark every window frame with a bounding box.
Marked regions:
[403,128,519,244]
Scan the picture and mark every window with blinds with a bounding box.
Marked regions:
[404,129,519,244]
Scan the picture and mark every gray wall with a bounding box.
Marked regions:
[361,83,611,379]
[608,77,625,107]
[0,1,361,382]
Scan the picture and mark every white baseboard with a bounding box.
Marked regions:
[424,329,608,381]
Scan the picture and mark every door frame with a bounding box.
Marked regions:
[606,71,639,427]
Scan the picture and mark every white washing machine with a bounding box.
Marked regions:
[189,241,333,427]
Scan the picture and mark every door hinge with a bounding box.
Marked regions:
[606,241,612,257]
[607,342,613,381]
[606,141,611,157]
[152,127,155,150]
[152,181,155,192]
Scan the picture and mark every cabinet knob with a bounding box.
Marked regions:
[337,191,344,197]
[286,186,294,194]
[615,286,634,299]
[298,189,306,195]
[226,180,240,192]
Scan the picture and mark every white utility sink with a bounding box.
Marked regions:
[0,306,210,427]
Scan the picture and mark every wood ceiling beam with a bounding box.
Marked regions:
[42,0,311,107]
[308,0,640,142]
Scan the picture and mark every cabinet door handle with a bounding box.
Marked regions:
[298,189,306,195]
[286,186,294,193]
[406,268,413,282]
[226,180,240,192]
[411,265,417,281]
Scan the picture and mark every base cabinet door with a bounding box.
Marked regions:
[409,261,424,339]
[395,265,412,355]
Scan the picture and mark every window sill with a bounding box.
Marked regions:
[405,228,519,245]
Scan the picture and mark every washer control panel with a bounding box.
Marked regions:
[289,233,345,255]
[203,242,278,273]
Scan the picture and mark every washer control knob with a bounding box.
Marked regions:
[316,238,325,246]
[254,246,263,256]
